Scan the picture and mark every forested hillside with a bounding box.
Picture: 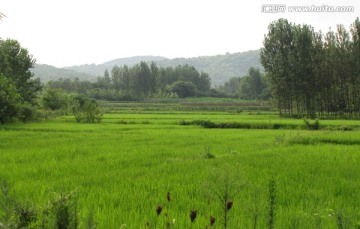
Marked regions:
[33,50,262,86]
[157,50,263,86]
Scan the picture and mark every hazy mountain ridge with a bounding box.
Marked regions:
[64,56,167,76]
[32,50,262,86]
[31,64,98,83]
[157,50,262,85]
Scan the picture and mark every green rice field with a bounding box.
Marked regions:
[1,101,360,228]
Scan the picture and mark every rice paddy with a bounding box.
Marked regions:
[1,101,360,228]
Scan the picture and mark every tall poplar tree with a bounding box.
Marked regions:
[261,19,294,115]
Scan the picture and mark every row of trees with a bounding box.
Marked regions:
[0,38,102,124]
[216,67,270,100]
[96,62,211,99]
[48,63,212,100]
[261,18,360,118]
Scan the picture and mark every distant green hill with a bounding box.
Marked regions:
[64,56,167,76]
[32,50,262,86]
[157,50,262,86]
[31,64,98,83]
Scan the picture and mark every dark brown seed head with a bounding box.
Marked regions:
[210,215,216,226]
[166,222,171,229]
[165,211,168,217]
[190,210,197,223]
[156,205,163,216]
[226,201,233,211]
[167,192,171,202]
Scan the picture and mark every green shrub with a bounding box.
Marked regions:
[41,88,69,111]
[18,104,39,122]
[0,74,20,124]
[71,95,102,123]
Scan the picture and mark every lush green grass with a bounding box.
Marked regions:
[1,108,360,228]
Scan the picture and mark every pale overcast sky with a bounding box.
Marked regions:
[1,0,359,67]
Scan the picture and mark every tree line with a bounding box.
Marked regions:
[0,38,102,124]
[0,37,216,124]
[95,62,211,99]
[47,62,213,100]
[216,67,270,100]
[261,17,360,118]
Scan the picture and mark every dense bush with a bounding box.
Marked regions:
[0,39,42,124]
[41,88,69,111]
[166,81,197,98]
[18,104,39,122]
[71,95,102,123]
[0,74,20,124]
